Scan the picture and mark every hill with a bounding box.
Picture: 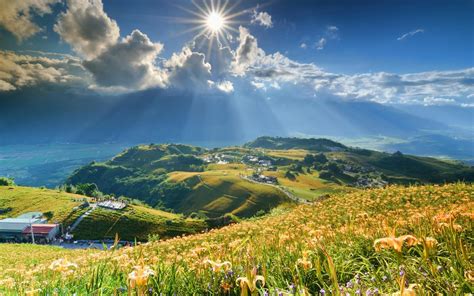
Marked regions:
[246,136,474,185]
[245,136,347,151]
[0,183,471,294]
[0,186,206,241]
[66,138,473,219]
[72,204,206,241]
[166,172,289,218]
[0,186,89,225]
[67,144,293,218]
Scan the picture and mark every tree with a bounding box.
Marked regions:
[303,154,316,165]
[75,183,100,197]
[314,153,328,164]
[0,177,15,186]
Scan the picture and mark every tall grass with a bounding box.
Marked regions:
[0,183,472,295]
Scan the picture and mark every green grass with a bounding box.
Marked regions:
[0,244,94,270]
[167,171,291,217]
[0,186,89,223]
[73,205,206,241]
[1,183,472,295]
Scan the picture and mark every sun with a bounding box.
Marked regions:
[176,0,247,50]
[206,11,225,33]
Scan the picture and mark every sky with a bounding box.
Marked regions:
[0,0,473,115]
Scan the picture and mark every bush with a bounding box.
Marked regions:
[0,177,15,186]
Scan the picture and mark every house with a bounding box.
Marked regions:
[0,213,46,241]
[23,224,60,242]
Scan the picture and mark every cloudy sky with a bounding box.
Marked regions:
[0,0,473,108]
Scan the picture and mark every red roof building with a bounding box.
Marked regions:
[23,224,60,242]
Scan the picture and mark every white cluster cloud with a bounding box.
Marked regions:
[53,0,234,93]
[165,47,212,91]
[0,50,88,91]
[83,30,166,90]
[0,0,471,107]
[0,0,59,41]
[397,29,424,41]
[231,27,473,106]
[54,0,120,59]
[232,27,265,75]
[251,10,273,28]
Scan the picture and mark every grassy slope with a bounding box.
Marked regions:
[73,205,206,241]
[329,150,473,183]
[167,171,291,217]
[0,244,94,270]
[0,186,88,224]
[0,185,206,241]
[1,183,471,294]
[264,170,349,200]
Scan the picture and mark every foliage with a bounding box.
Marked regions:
[0,177,15,186]
[0,183,472,295]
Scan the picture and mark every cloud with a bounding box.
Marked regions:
[0,0,59,41]
[83,30,165,91]
[312,25,339,50]
[165,47,212,91]
[215,80,234,93]
[251,10,273,28]
[232,26,265,75]
[300,43,307,49]
[191,35,234,80]
[326,26,339,39]
[316,38,327,50]
[54,0,120,59]
[397,29,424,41]
[0,50,88,91]
[228,28,473,106]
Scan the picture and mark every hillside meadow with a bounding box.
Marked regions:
[0,183,472,295]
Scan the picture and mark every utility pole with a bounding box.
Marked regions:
[30,218,35,244]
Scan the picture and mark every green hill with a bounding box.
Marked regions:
[0,186,89,225]
[72,204,206,241]
[245,136,347,151]
[67,144,292,218]
[246,136,474,185]
[0,185,206,241]
[166,172,290,218]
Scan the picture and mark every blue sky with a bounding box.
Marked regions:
[0,0,473,107]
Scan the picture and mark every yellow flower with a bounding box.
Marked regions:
[25,288,41,296]
[374,235,419,252]
[236,267,265,296]
[204,259,232,272]
[297,251,313,270]
[48,258,78,275]
[128,264,155,289]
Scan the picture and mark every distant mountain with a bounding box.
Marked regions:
[0,87,464,146]
[245,136,347,151]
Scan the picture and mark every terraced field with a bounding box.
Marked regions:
[167,171,291,217]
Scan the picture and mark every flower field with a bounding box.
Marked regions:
[0,183,472,295]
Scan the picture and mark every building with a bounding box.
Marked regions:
[97,200,127,210]
[0,212,47,242]
[23,224,60,242]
